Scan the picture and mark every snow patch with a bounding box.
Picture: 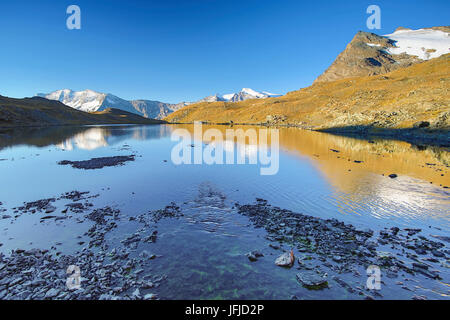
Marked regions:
[384,28,450,60]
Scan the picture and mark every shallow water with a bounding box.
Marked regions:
[0,124,449,299]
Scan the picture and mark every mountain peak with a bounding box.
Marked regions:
[196,88,280,103]
[38,86,282,118]
[314,27,450,83]
[39,89,182,119]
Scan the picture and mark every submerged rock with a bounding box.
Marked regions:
[296,271,328,290]
[236,199,449,298]
[247,250,264,262]
[0,192,181,300]
[132,288,141,299]
[144,293,158,300]
[431,250,445,258]
[44,288,59,299]
[58,155,135,170]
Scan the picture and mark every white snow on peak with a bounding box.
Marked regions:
[241,88,266,98]
[39,89,184,119]
[39,87,282,115]
[384,28,450,60]
[222,93,236,101]
[262,91,281,97]
[40,89,106,112]
[218,88,281,102]
[366,43,382,47]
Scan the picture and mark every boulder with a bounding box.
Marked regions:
[275,251,294,267]
[296,271,328,290]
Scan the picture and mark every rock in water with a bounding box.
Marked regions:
[44,288,59,299]
[247,250,264,262]
[144,293,158,300]
[296,271,328,290]
[132,288,141,299]
[275,251,294,267]
[58,155,135,170]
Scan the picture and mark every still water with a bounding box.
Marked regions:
[0,124,449,299]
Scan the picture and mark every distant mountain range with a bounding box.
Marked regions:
[37,89,186,120]
[198,88,281,103]
[38,88,280,120]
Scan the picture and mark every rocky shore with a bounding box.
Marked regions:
[0,191,448,300]
[237,199,449,298]
[0,191,180,300]
[317,126,450,148]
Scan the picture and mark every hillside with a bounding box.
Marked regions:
[165,54,449,143]
[0,96,165,127]
[315,27,450,83]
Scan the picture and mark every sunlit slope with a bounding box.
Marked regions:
[165,54,449,132]
[0,96,165,127]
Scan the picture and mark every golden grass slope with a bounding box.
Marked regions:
[165,54,449,132]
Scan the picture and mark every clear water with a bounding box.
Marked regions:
[0,124,449,299]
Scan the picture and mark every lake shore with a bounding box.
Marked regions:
[0,191,448,300]
[167,121,450,147]
[0,124,448,300]
[2,120,448,148]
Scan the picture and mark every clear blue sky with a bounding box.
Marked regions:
[1,0,448,103]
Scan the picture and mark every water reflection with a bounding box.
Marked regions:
[0,125,171,151]
[0,124,448,226]
[1,124,449,300]
[176,125,450,225]
[56,128,109,150]
[2,124,449,187]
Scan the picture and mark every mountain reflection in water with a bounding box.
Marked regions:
[0,124,448,229]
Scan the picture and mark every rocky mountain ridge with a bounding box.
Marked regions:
[39,87,279,119]
[38,89,185,120]
[314,27,450,83]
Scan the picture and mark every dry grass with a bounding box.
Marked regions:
[165,54,450,131]
[0,96,165,127]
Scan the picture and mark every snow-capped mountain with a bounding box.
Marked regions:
[38,87,280,119]
[198,88,281,103]
[315,26,450,83]
[38,89,185,119]
[198,94,227,103]
[40,89,109,113]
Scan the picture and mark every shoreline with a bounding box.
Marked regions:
[1,121,448,147]
[0,122,165,130]
[0,191,448,300]
[166,121,450,147]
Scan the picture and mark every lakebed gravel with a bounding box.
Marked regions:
[0,192,448,300]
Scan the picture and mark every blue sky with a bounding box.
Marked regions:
[0,0,448,103]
